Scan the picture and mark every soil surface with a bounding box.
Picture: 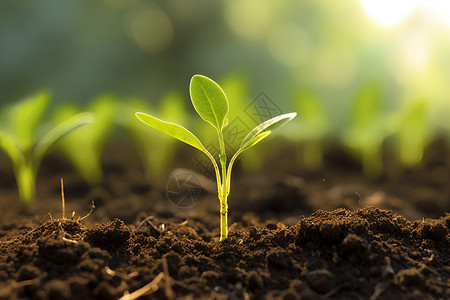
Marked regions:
[0,139,449,299]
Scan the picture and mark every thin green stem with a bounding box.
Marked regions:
[204,150,222,192]
[218,129,228,240]
[226,149,242,195]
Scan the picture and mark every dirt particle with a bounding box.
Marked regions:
[305,269,334,294]
[319,221,344,243]
[162,251,181,276]
[16,264,40,281]
[280,288,301,300]
[41,279,70,300]
[38,239,87,264]
[85,219,131,248]
[339,233,370,262]
[246,271,263,290]
[93,281,120,300]
[201,270,220,285]
[249,226,258,238]
[414,221,448,242]
[266,248,293,271]
[395,268,423,286]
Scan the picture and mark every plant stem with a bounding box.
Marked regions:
[218,130,228,241]
[15,163,36,204]
[219,193,228,240]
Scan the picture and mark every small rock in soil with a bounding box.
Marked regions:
[305,269,334,294]
[395,268,423,286]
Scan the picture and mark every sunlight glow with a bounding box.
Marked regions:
[359,0,450,29]
[359,0,419,27]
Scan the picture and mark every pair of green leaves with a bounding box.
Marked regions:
[135,75,296,170]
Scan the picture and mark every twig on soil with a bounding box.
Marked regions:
[78,201,95,221]
[11,272,47,288]
[369,281,390,300]
[61,178,66,219]
[104,266,139,280]
[119,272,164,300]
[162,257,175,300]
[135,216,154,231]
[170,220,188,232]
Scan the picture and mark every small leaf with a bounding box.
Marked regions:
[239,112,297,152]
[33,112,94,164]
[0,131,21,163]
[135,112,209,155]
[14,91,50,151]
[190,75,229,131]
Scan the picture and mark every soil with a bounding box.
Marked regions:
[0,139,449,299]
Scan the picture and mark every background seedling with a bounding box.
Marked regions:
[120,91,187,181]
[53,94,117,184]
[0,91,93,203]
[343,83,388,177]
[289,90,328,171]
[393,98,429,167]
[136,75,296,240]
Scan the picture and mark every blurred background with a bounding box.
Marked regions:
[1,0,450,176]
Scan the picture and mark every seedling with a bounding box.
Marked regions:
[344,83,388,177]
[393,98,429,166]
[0,91,93,203]
[53,94,118,184]
[136,75,296,240]
[291,90,328,170]
[120,91,187,180]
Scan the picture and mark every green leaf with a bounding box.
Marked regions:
[13,91,50,151]
[0,131,21,164]
[190,75,229,131]
[239,112,297,152]
[135,112,209,156]
[33,112,94,164]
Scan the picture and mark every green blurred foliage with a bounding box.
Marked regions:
[0,91,92,202]
[291,90,328,170]
[120,91,187,181]
[53,94,118,184]
[393,98,429,167]
[344,83,388,177]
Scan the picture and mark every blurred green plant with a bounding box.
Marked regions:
[53,94,118,184]
[291,90,328,170]
[393,98,429,167]
[344,83,388,177]
[0,91,93,203]
[136,74,296,240]
[120,91,187,181]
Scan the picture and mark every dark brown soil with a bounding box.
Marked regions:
[0,139,449,299]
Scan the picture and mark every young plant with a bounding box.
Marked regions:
[344,83,388,177]
[291,90,328,170]
[52,94,118,184]
[136,75,296,240]
[0,91,93,203]
[393,98,429,167]
[119,91,187,181]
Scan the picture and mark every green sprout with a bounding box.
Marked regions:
[393,98,429,167]
[292,90,328,171]
[0,91,93,203]
[344,83,388,177]
[136,75,296,240]
[52,94,118,184]
[119,91,187,181]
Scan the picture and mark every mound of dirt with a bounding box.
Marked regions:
[1,207,448,299]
